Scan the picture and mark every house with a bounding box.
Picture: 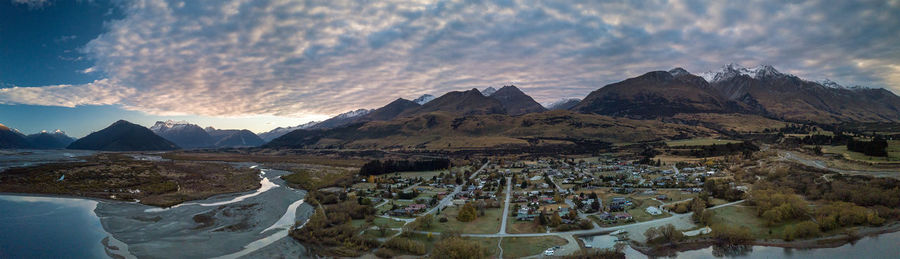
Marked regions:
[389,209,410,217]
[645,206,662,215]
[517,208,538,221]
[406,204,427,214]
[614,212,632,221]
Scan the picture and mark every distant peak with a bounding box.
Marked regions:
[481,87,497,96]
[413,94,435,105]
[668,67,691,77]
[700,63,786,83]
[334,108,372,119]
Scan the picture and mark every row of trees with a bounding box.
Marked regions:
[359,158,451,176]
[847,136,889,157]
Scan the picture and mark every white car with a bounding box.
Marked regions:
[543,248,555,256]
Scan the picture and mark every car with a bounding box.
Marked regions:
[584,243,592,248]
[543,249,554,256]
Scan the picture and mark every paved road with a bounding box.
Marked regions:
[498,176,512,235]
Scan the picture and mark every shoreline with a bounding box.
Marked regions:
[628,222,900,256]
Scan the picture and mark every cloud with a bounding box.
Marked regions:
[11,0,51,9]
[2,0,900,117]
[0,79,134,107]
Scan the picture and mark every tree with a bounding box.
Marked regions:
[457,203,478,222]
[644,226,660,241]
[520,181,528,189]
[690,198,707,223]
[550,213,563,227]
[414,214,434,229]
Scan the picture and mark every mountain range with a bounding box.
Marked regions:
[5,64,900,151]
[0,123,76,149]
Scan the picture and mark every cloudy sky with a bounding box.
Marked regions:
[1,0,899,137]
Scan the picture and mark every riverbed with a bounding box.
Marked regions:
[0,151,314,258]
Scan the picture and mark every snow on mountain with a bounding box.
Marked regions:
[543,98,582,110]
[334,109,372,119]
[481,87,497,96]
[667,67,691,77]
[259,121,320,142]
[699,64,788,83]
[413,94,435,105]
[150,120,193,132]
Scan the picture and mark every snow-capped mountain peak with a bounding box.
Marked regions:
[481,87,497,96]
[667,67,691,77]
[817,79,845,89]
[699,63,787,83]
[543,98,582,110]
[150,120,195,132]
[334,109,372,119]
[413,94,435,105]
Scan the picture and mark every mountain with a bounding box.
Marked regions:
[205,127,265,147]
[701,64,900,122]
[481,87,497,96]
[150,120,215,148]
[545,98,581,110]
[67,120,179,151]
[358,98,421,121]
[573,69,740,118]
[25,130,75,149]
[413,94,436,105]
[309,109,372,130]
[488,85,547,115]
[0,123,30,149]
[399,88,507,117]
[265,110,715,150]
[259,121,320,142]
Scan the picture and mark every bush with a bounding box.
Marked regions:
[784,220,820,240]
[439,217,448,223]
[432,236,487,259]
[383,237,426,255]
[711,224,752,244]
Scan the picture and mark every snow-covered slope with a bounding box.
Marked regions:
[480,87,497,96]
[413,94,435,105]
[699,64,788,83]
[259,121,320,142]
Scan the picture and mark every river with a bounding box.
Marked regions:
[582,231,900,258]
[0,150,313,258]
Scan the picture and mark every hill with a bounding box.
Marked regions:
[573,69,741,118]
[0,123,30,149]
[205,128,265,147]
[67,120,179,151]
[488,85,547,115]
[399,88,507,117]
[265,110,716,150]
[25,130,76,149]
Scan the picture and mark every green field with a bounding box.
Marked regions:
[423,206,502,234]
[500,236,568,258]
[709,205,797,239]
[505,216,545,234]
[373,217,407,228]
[666,138,742,147]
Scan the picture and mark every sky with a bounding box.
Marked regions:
[1,0,899,138]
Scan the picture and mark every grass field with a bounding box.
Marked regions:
[500,236,568,258]
[425,206,502,234]
[709,205,797,239]
[625,198,671,222]
[373,217,406,228]
[506,216,545,234]
[666,138,742,147]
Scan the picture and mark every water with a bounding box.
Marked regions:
[583,231,900,258]
[0,150,312,258]
[0,149,95,171]
[0,195,132,259]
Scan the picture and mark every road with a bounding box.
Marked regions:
[498,176,512,235]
